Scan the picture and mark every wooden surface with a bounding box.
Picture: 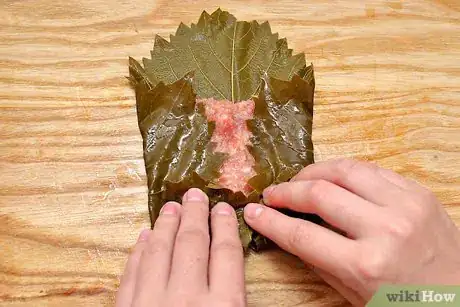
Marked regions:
[1,0,460,306]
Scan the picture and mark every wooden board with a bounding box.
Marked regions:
[1,0,459,306]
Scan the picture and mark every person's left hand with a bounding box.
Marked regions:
[115,188,246,307]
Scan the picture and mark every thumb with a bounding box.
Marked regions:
[243,203,355,276]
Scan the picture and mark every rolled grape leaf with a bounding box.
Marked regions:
[129,8,317,251]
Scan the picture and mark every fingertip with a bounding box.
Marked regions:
[244,203,264,220]
[160,201,181,216]
[183,188,208,203]
[262,185,276,202]
[263,181,313,209]
[212,202,235,216]
[263,182,290,205]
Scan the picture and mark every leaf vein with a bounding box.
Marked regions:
[188,45,226,99]
[288,56,303,79]
[206,40,231,73]
[263,43,283,74]
[236,24,252,42]
[164,55,179,80]
[237,37,264,73]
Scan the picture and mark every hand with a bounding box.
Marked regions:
[243,158,460,306]
[116,188,246,307]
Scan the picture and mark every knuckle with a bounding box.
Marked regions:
[211,240,243,255]
[418,189,438,207]
[305,180,330,204]
[335,158,361,173]
[385,217,414,239]
[335,158,376,178]
[287,223,309,250]
[412,202,429,220]
[356,251,387,283]
[176,228,210,245]
[144,238,170,256]
[271,183,291,202]
[404,196,431,220]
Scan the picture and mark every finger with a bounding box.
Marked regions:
[313,267,366,307]
[131,202,181,307]
[263,180,381,237]
[244,203,357,277]
[376,167,422,191]
[291,158,407,207]
[169,188,210,293]
[209,202,245,298]
[115,229,150,307]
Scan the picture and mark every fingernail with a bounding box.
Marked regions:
[263,185,276,200]
[160,202,177,215]
[184,188,206,202]
[137,229,150,242]
[214,202,233,216]
[244,203,264,219]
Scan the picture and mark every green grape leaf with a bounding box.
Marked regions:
[131,8,309,102]
[129,9,317,251]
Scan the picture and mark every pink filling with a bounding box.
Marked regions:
[198,98,256,195]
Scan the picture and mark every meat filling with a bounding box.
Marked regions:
[199,98,256,195]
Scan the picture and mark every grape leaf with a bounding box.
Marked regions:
[130,8,309,101]
[129,9,317,251]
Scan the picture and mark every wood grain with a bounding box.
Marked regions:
[1,0,459,306]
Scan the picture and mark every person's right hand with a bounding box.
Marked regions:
[244,158,460,306]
